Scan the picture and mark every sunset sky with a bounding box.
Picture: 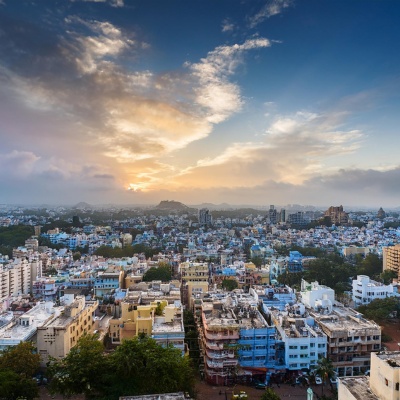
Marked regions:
[1,0,400,207]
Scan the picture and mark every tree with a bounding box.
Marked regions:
[356,254,382,278]
[260,388,280,400]
[357,297,400,322]
[381,269,397,285]
[314,357,336,396]
[0,341,40,378]
[109,336,195,397]
[143,265,172,282]
[0,370,39,400]
[47,334,108,399]
[73,251,81,261]
[221,279,238,291]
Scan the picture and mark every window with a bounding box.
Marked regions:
[289,345,297,349]
[300,345,308,350]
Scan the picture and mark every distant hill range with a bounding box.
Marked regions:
[73,202,92,210]
[155,200,190,211]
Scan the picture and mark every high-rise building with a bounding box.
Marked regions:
[383,244,400,280]
[268,205,278,224]
[324,205,349,225]
[198,208,212,226]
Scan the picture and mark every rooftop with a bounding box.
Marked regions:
[339,376,378,400]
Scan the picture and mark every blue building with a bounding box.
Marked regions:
[287,251,303,272]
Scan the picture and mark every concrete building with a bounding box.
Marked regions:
[383,244,400,280]
[36,294,98,365]
[338,351,400,400]
[198,208,212,226]
[180,262,209,306]
[324,205,349,225]
[0,259,33,299]
[352,275,396,306]
[0,302,61,350]
[269,304,327,372]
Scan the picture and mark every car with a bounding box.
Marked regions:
[330,376,338,385]
[315,376,322,385]
[296,376,309,385]
[254,382,267,389]
[364,370,370,376]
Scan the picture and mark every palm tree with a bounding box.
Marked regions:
[315,357,336,396]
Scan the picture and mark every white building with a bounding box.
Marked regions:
[352,275,396,306]
[300,279,335,312]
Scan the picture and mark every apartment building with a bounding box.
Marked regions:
[339,351,400,400]
[0,259,34,299]
[199,299,241,385]
[36,295,98,365]
[269,305,327,372]
[180,262,209,306]
[109,283,185,354]
[324,205,349,225]
[383,244,400,279]
[300,279,381,376]
[352,275,396,306]
[312,306,381,376]
[0,302,60,350]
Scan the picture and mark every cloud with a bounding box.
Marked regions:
[71,0,124,7]
[249,0,292,28]
[169,109,364,189]
[188,38,271,123]
[221,18,235,33]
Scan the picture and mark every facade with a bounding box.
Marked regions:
[352,275,396,306]
[94,270,124,297]
[198,208,212,226]
[0,259,33,299]
[383,244,400,280]
[180,262,209,306]
[36,295,98,365]
[32,278,58,301]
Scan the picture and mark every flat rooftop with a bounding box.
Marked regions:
[339,376,378,400]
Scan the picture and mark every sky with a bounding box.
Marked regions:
[1,0,400,208]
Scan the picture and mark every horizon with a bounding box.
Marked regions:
[1,0,400,207]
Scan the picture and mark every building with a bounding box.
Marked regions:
[338,351,400,400]
[0,259,34,299]
[300,279,381,376]
[180,262,209,306]
[36,294,98,365]
[94,270,124,297]
[0,302,61,350]
[383,244,400,280]
[324,205,349,225]
[198,208,212,227]
[352,275,396,306]
[342,246,370,258]
[269,205,278,225]
[268,304,327,372]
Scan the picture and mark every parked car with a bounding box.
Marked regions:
[254,382,267,389]
[330,376,338,385]
[315,376,322,385]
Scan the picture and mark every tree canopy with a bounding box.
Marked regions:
[0,342,40,400]
[221,279,238,291]
[357,297,400,322]
[260,388,280,400]
[143,265,172,282]
[47,334,195,399]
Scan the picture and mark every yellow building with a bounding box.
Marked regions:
[180,262,209,306]
[36,295,98,365]
[383,244,400,279]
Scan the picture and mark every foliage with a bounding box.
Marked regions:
[381,269,397,284]
[221,279,238,291]
[357,297,400,322]
[251,256,263,267]
[277,271,302,288]
[314,357,336,396]
[47,334,107,399]
[47,334,195,399]
[73,251,82,260]
[381,332,393,342]
[94,243,161,259]
[109,336,195,398]
[0,225,34,249]
[0,342,40,400]
[0,370,39,400]
[143,265,172,282]
[260,388,280,400]
[356,254,382,278]
[0,341,40,378]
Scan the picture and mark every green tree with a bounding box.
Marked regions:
[47,334,108,399]
[314,357,336,396]
[221,279,238,291]
[260,388,280,400]
[109,336,195,397]
[143,265,172,282]
[0,341,40,378]
[73,251,82,261]
[356,254,382,278]
[0,369,39,400]
[357,297,400,322]
[251,256,263,268]
[381,269,397,284]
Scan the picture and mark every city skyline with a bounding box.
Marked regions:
[1,0,400,207]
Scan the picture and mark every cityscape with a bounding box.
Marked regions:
[1,0,400,400]
[1,202,400,399]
